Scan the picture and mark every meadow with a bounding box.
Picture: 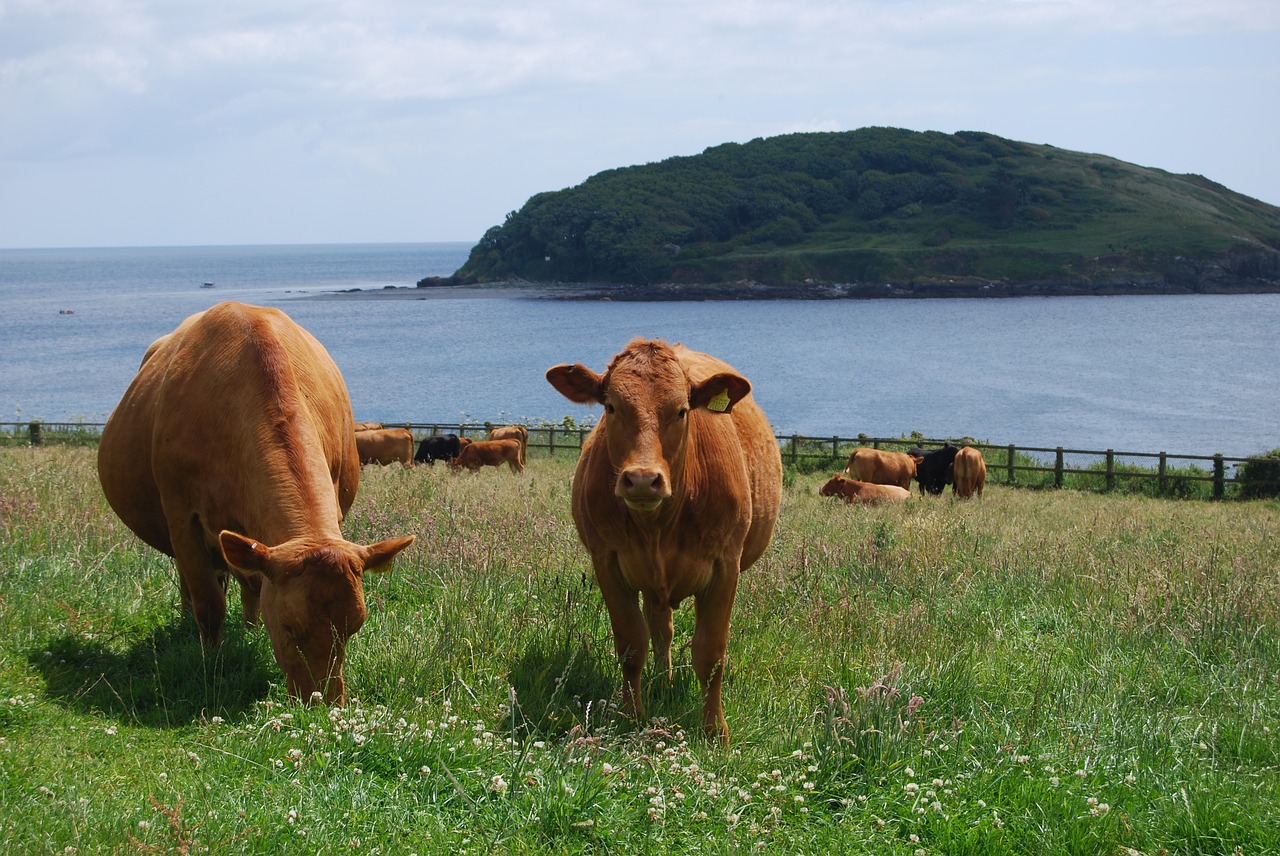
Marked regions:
[1,445,1278,854]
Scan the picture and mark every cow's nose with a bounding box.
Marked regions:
[619,467,666,501]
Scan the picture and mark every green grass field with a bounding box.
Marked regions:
[2,446,1278,853]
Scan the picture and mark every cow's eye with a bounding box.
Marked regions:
[676,407,688,420]
[604,402,615,415]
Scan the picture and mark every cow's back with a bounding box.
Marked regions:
[98,302,359,553]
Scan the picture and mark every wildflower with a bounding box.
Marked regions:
[1049,776,1060,787]
[137,821,150,830]
[904,782,919,794]
[601,762,614,776]
[287,809,298,825]
[489,775,508,795]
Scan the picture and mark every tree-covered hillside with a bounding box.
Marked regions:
[439,128,1280,296]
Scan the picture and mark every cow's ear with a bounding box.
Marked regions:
[219,531,274,581]
[361,535,415,574]
[546,363,605,405]
[691,372,751,414]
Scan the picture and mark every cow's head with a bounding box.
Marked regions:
[819,474,846,497]
[547,339,750,512]
[219,531,414,705]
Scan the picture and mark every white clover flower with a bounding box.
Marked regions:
[489,775,508,795]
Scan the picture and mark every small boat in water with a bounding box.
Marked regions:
[58,309,75,315]
[201,281,215,288]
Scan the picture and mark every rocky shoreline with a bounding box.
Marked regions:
[310,275,1280,301]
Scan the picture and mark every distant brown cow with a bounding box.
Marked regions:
[952,445,987,499]
[451,438,524,473]
[353,421,383,432]
[842,447,916,490]
[820,473,911,505]
[489,425,529,468]
[356,427,414,466]
[547,338,782,744]
[97,302,414,705]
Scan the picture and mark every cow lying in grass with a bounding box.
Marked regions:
[820,473,912,505]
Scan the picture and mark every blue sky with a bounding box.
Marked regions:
[2,0,1277,248]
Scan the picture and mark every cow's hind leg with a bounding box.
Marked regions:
[643,594,675,680]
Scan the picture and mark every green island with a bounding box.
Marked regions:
[423,127,1280,299]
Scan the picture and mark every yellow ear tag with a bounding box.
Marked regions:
[707,389,731,413]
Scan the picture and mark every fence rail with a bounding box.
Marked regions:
[2,420,1277,498]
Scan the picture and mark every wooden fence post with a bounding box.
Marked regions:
[791,435,799,465]
[1158,452,1167,494]
[28,421,42,446]
[1006,444,1015,484]
[548,426,556,457]
[1106,450,1115,492]
[1213,454,1225,500]
[1054,447,1064,488]
[832,436,839,461]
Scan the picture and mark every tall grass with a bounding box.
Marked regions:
[1,446,1278,853]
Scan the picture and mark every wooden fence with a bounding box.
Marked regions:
[2,420,1276,498]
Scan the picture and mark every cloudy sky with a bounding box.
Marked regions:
[2,0,1277,249]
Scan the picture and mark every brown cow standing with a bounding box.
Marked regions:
[97,302,414,705]
[547,338,782,744]
[819,473,911,505]
[451,438,524,473]
[352,421,383,432]
[842,447,916,490]
[355,427,414,466]
[489,425,529,468]
[952,445,987,499]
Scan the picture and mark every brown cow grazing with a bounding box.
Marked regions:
[546,338,782,744]
[820,473,911,505]
[952,445,987,499]
[451,438,524,473]
[842,447,917,490]
[97,302,414,705]
[489,425,529,468]
[355,427,414,466]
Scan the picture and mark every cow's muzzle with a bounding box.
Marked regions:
[618,466,669,511]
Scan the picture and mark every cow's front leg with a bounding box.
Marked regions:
[594,552,649,721]
[692,564,740,746]
[169,517,227,646]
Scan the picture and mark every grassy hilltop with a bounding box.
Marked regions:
[3,446,1279,852]
[437,127,1280,298]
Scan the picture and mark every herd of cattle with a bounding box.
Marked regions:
[351,423,528,473]
[821,442,988,505]
[94,302,987,746]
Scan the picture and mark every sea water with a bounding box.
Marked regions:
[2,243,1278,457]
